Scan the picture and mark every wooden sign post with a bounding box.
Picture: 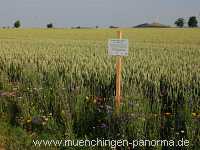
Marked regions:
[108,31,128,114]
[115,31,122,114]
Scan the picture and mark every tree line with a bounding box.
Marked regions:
[175,16,198,28]
[5,17,200,29]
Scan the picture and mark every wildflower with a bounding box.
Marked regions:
[192,113,197,117]
[164,112,172,116]
[0,91,17,97]
[105,105,112,110]
[99,123,108,129]
[44,117,48,121]
[27,119,31,123]
[42,122,47,126]
[154,114,158,117]
[175,132,179,135]
[180,130,184,133]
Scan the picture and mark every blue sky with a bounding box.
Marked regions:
[0,0,200,27]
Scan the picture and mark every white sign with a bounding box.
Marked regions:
[108,39,128,56]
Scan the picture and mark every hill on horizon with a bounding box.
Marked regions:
[135,22,171,28]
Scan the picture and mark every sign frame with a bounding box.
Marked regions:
[108,39,129,56]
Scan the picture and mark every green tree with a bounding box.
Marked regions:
[14,20,21,28]
[188,16,198,27]
[175,18,185,28]
[47,23,53,28]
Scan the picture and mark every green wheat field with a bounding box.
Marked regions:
[0,28,200,150]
